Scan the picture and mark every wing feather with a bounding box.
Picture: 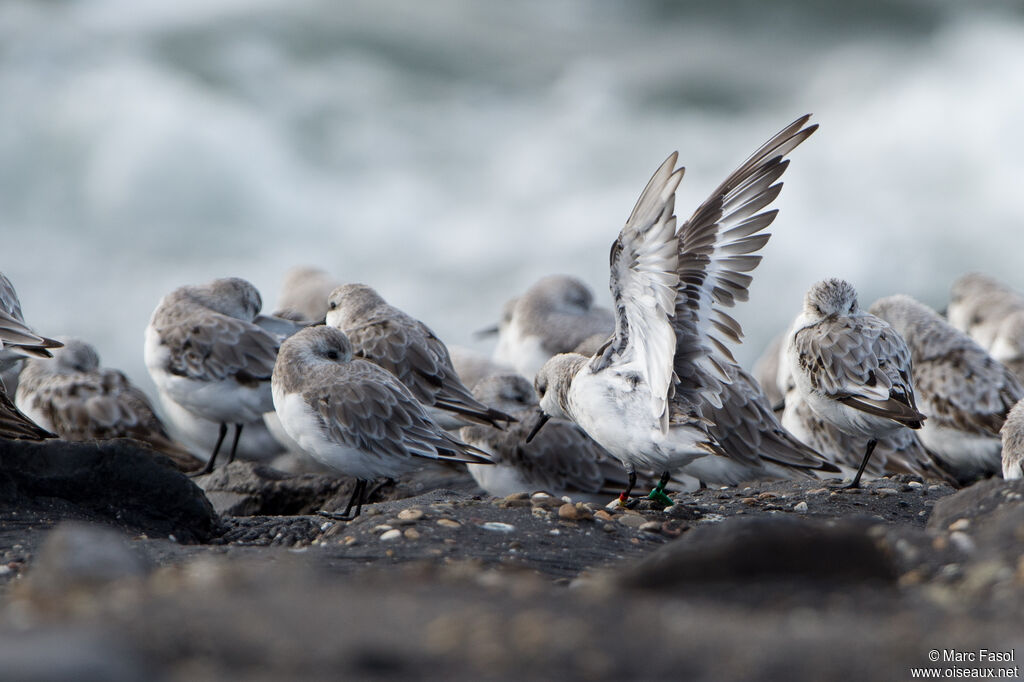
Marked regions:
[670,115,817,416]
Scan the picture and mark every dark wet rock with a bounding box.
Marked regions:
[617,516,899,593]
[194,460,347,516]
[927,477,1024,532]
[0,439,219,543]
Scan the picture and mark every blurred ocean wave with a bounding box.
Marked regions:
[2,0,1022,394]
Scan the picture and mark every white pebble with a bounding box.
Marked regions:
[379,529,402,542]
[793,501,808,513]
[481,522,516,533]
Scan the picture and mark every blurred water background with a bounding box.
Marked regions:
[2,0,1023,396]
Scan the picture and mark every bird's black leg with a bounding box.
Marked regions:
[846,439,878,489]
[318,479,367,521]
[195,422,229,476]
[617,466,638,508]
[226,423,244,464]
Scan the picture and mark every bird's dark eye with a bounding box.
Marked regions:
[326,350,339,360]
[328,301,337,310]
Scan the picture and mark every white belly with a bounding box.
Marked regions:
[920,422,1001,478]
[567,368,707,473]
[273,388,418,480]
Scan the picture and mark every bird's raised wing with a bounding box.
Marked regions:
[594,153,684,432]
[670,115,817,416]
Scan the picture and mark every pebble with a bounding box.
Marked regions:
[617,514,647,529]
[875,487,900,497]
[907,481,923,488]
[481,522,516,533]
[397,508,424,522]
[436,519,461,529]
[793,501,808,513]
[757,492,780,501]
[506,492,530,501]
[740,497,758,506]
[948,518,970,532]
[594,510,615,522]
[558,503,593,521]
[379,529,402,542]
[639,521,661,534]
[343,536,357,547]
[949,531,976,554]
[371,525,394,534]
[403,529,421,540]
[807,488,829,496]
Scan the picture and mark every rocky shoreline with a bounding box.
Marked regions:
[1,438,1022,681]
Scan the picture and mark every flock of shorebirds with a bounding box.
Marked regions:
[4,113,1024,519]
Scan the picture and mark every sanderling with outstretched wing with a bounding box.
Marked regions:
[144,277,283,474]
[16,338,202,471]
[272,325,492,519]
[870,293,1022,482]
[489,275,614,380]
[326,283,513,430]
[786,279,926,488]
[531,115,818,505]
[0,272,63,374]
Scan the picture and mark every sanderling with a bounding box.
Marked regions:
[531,115,817,505]
[786,279,926,488]
[490,275,614,380]
[460,373,643,501]
[781,384,952,483]
[16,338,202,471]
[0,272,62,375]
[988,310,1024,381]
[947,273,1024,349]
[325,283,513,430]
[144,277,284,474]
[272,325,492,518]
[1000,398,1024,480]
[870,293,1022,482]
[273,266,341,322]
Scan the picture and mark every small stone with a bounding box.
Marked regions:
[343,536,357,547]
[594,510,615,522]
[403,528,421,540]
[558,503,594,521]
[907,481,923,488]
[397,508,424,522]
[740,497,758,506]
[379,529,402,542]
[793,501,808,513]
[549,529,561,536]
[617,514,647,529]
[949,531,975,554]
[875,487,899,497]
[807,488,829,495]
[481,522,516,533]
[757,492,779,501]
[601,524,615,533]
[530,492,553,501]
[505,492,530,501]
[948,518,970,532]
[639,521,662,533]
[371,525,394,533]
[499,498,531,508]
[436,519,461,529]
[932,536,948,551]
